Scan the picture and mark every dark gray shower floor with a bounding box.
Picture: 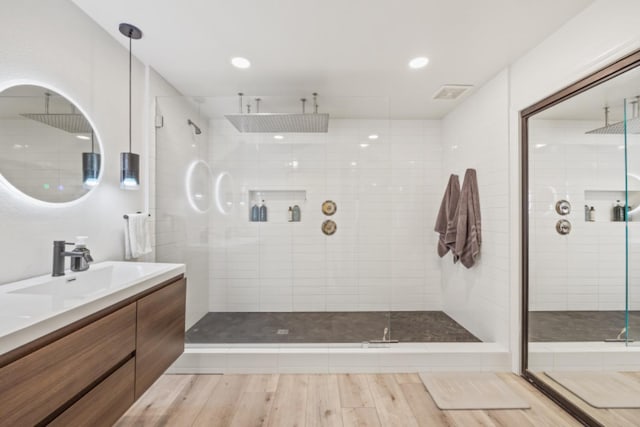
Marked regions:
[529,311,640,342]
[186,311,481,344]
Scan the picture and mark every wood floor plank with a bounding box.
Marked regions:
[154,374,221,426]
[341,407,381,427]
[246,374,280,393]
[266,374,309,427]
[191,374,249,427]
[366,374,419,427]
[306,375,343,427]
[337,374,375,408]
[115,374,192,426]
[394,373,422,384]
[229,392,274,427]
[447,410,497,426]
[400,383,455,427]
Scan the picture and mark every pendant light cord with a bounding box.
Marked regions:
[128,34,132,154]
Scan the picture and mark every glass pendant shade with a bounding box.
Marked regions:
[120,152,140,190]
[82,152,100,189]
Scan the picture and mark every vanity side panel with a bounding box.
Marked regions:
[0,303,136,427]
[135,278,186,398]
[49,358,135,427]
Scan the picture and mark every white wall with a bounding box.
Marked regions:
[440,70,511,345]
[208,118,443,312]
[0,0,147,284]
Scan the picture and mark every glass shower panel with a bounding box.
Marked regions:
[154,95,401,346]
[625,96,640,345]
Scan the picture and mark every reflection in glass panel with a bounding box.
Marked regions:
[526,62,640,423]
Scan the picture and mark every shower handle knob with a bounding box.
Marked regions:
[556,219,571,235]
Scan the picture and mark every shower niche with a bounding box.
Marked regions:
[247,189,306,223]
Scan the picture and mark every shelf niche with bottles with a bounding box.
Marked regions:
[583,190,640,222]
[248,189,307,223]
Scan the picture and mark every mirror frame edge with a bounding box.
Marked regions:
[519,48,640,427]
[0,79,105,207]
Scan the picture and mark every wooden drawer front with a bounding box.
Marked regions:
[135,278,186,398]
[49,358,135,427]
[0,303,136,427]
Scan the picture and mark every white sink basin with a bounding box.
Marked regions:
[9,262,171,299]
[0,261,185,355]
[10,267,112,299]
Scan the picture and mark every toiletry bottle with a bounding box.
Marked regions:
[614,200,624,222]
[251,201,259,222]
[287,206,293,222]
[588,206,596,222]
[584,205,589,222]
[259,200,267,222]
[292,205,301,222]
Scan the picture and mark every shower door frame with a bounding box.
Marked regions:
[520,48,640,427]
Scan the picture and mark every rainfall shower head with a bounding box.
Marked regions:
[21,92,92,133]
[225,92,329,133]
[188,119,202,135]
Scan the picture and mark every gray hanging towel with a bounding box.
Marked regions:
[454,168,481,268]
[434,174,460,257]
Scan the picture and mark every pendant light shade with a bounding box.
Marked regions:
[119,23,142,190]
[82,152,100,188]
[120,152,140,189]
[82,131,100,189]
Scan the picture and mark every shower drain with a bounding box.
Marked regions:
[277,329,289,335]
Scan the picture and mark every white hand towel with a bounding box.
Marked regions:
[124,213,152,260]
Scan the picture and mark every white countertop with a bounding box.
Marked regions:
[0,261,185,356]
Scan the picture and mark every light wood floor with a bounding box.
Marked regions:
[116,373,580,426]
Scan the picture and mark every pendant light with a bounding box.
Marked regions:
[119,23,142,190]
[82,131,100,188]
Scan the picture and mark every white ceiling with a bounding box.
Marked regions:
[72,0,593,119]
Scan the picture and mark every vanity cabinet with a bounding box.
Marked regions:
[0,274,185,427]
[135,277,186,398]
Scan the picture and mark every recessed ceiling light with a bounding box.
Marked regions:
[76,135,90,140]
[351,161,357,166]
[408,56,429,69]
[274,135,284,140]
[360,143,369,148]
[231,57,251,69]
[368,134,379,140]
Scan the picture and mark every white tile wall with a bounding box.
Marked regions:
[208,118,442,312]
[440,70,511,346]
[529,120,640,311]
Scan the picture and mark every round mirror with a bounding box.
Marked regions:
[0,84,102,203]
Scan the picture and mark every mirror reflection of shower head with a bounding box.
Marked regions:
[187,119,202,135]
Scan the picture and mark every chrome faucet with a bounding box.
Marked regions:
[52,240,94,276]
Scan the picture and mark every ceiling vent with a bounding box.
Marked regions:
[433,85,473,101]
